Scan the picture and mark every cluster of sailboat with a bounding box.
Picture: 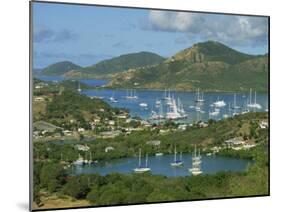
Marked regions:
[191,88,263,118]
[100,87,265,121]
[72,146,203,176]
[73,153,97,166]
[133,146,203,176]
[150,89,188,120]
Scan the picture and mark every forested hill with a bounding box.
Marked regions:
[39,52,165,79]
[109,41,268,92]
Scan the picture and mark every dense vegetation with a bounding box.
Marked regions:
[80,52,165,77]
[33,144,268,208]
[41,61,81,76]
[32,74,269,209]
[33,112,268,163]
[109,41,268,92]
[39,52,165,78]
[36,90,123,130]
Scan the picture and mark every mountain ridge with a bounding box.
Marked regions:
[39,52,165,78]
[108,41,268,92]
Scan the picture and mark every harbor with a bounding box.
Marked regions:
[69,152,252,177]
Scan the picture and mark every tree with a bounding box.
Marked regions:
[62,175,90,199]
[39,163,65,192]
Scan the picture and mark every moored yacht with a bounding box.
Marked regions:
[73,154,84,166]
[134,149,151,173]
[189,146,203,176]
[213,97,226,107]
[170,146,183,167]
[195,88,204,103]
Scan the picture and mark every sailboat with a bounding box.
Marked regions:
[109,91,118,103]
[241,99,250,114]
[189,146,203,176]
[213,97,226,107]
[134,149,151,173]
[73,154,84,166]
[232,93,240,116]
[195,88,205,103]
[162,88,172,101]
[155,98,161,107]
[170,146,183,167]
[88,152,94,165]
[139,102,148,108]
[166,98,182,120]
[247,89,262,109]
[125,89,138,99]
[209,108,220,116]
[77,82,82,92]
[150,102,165,120]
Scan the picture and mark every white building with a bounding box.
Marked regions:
[259,121,268,129]
[105,146,115,153]
[76,144,90,151]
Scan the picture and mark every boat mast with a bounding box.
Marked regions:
[174,146,177,162]
[145,154,148,168]
[249,88,252,105]
[138,149,141,167]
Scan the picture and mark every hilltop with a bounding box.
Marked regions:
[76,51,165,78]
[41,61,81,76]
[39,52,165,79]
[109,41,268,92]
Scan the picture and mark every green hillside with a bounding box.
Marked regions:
[109,41,269,92]
[41,61,81,76]
[64,51,165,78]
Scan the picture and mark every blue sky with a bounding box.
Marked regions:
[33,2,269,68]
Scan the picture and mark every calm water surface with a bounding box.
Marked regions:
[70,153,252,177]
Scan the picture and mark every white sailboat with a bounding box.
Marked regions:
[139,102,148,108]
[109,92,118,103]
[134,149,151,173]
[241,99,250,114]
[155,98,161,107]
[195,88,205,103]
[77,82,82,92]
[150,102,165,120]
[209,108,220,116]
[170,146,183,167]
[125,89,138,99]
[87,152,94,165]
[247,89,262,109]
[232,93,240,116]
[166,98,182,120]
[213,97,226,107]
[189,146,203,176]
[155,152,163,156]
[73,154,84,166]
[162,88,172,101]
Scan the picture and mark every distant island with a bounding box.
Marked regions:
[35,41,268,92]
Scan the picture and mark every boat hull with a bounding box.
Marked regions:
[134,167,151,173]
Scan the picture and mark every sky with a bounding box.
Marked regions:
[32,2,269,68]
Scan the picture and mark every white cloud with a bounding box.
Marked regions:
[147,11,268,47]
[148,11,198,32]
